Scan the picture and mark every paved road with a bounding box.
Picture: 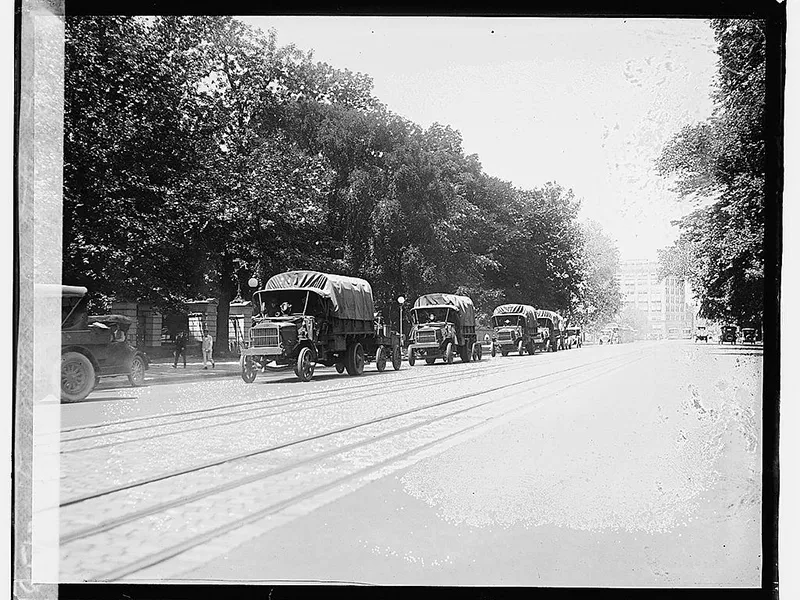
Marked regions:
[47,340,762,585]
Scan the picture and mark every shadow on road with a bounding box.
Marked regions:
[79,395,139,404]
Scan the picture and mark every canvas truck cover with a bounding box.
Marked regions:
[413,293,476,328]
[263,270,375,322]
[492,304,538,329]
[536,308,565,330]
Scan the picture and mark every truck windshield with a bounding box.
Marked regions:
[493,315,523,327]
[413,307,451,324]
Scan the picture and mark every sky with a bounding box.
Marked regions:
[240,17,719,261]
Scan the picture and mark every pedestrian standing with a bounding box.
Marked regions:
[172,330,187,368]
[202,329,215,369]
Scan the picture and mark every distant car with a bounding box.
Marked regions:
[719,325,737,345]
[741,327,757,344]
[60,285,149,402]
[694,326,709,343]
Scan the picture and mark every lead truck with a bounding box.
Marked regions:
[240,270,401,382]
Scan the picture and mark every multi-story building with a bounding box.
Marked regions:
[614,259,694,339]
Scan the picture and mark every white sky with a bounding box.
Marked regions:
[240,16,719,261]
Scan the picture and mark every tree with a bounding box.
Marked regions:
[574,220,622,328]
[656,19,765,326]
[63,16,207,309]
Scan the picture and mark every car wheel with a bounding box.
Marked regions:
[128,355,146,387]
[295,346,315,381]
[408,350,416,366]
[241,356,257,383]
[61,352,96,403]
[391,345,402,371]
[491,344,496,357]
[335,362,345,374]
[345,342,365,376]
[376,346,387,372]
[476,343,483,361]
[444,342,454,364]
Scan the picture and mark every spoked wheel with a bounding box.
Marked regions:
[294,346,315,382]
[444,342,454,364]
[241,356,257,383]
[335,362,345,374]
[473,342,483,361]
[376,346,387,372]
[391,345,402,370]
[345,342,365,376]
[61,352,96,403]
[408,350,416,366]
[128,355,146,387]
[517,340,524,356]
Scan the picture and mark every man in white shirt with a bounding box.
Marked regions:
[202,329,215,369]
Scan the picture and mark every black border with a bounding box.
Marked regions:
[10,1,783,598]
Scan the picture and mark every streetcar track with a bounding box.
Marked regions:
[81,352,645,582]
[60,355,547,448]
[60,350,638,507]
[60,350,576,441]
[59,349,583,449]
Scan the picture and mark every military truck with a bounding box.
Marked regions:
[534,309,565,352]
[57,284,149,402]
[240,270,401,382]
[407,293,482,365]
[490,303,538,357]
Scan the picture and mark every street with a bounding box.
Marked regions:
[48,339,762,585]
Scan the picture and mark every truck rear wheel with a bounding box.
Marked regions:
[376,346,387,372]
[61,352,96,403]
[345,342,365,376]
[460,343,471,363]
[391,345,402,370]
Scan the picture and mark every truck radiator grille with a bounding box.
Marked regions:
[417,330,438,344]
[498,330,514,342]
[252,327,279,348]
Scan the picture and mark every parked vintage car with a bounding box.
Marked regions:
[59,285,149,402]
[719,325,738,344]
[240,271,401,382]
[564,326,582,349]
[741,327,757,344]
[407,293,482,365]
[490,304,538,357]
[534,309,565,352]
[694,326,709,343]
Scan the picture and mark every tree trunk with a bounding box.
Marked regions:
[214,256,237,358]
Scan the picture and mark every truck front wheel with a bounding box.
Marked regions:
[294,346,315,382]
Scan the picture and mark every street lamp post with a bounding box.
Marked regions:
[397,296,405,348]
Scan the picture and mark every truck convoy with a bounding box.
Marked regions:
[240,270,402,382]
